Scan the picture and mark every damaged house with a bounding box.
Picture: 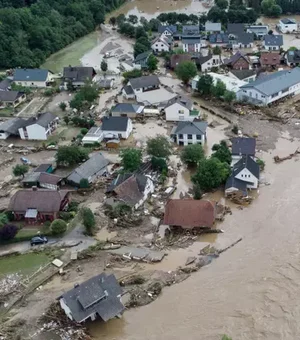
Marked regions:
[59,273,124,323]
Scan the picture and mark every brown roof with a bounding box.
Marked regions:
[114,175,143,206]
[38,173,63,185]
[170,54,192,69]
[163,199,216,228]
[9,189,69,213]
[260,52,281,66]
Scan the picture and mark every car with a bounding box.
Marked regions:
[20,157,31,165]
[30,235,48,246]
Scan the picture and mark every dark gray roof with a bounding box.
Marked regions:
[165,95,193,110]
[247,25,268,35]
[236,32,254,44]
[286,49,300,63]
[240,68,300,96]
[182,36,200,45]
[227,23,245,34]
[98,79,113,89]
[14,69,50,82]
[158,25,177,34]
[205,22,221,32]
[230,69,256,80]
[182,25,200,35]
[111,103,142,114]
[0,79,12,91]
[0,118,26,134]
[173,121,207,135]
[209,33,229,43]
[264,34,283,46]
[224,51,249,66]
[232,137,256,156]
[134,51,152,63]
[107,173,147,193]
[197,54,213,65]
[63,66,96,82]
[34,164,52,172]
[67,153,109,185]
[225,175,248,195]
[129,75,160,89]
[59,273,124,323]
[233,155,260,179]
[123,85,134,95]
[23,112,57,128]
[280,18,296,24]
[101,116,129,131]
[0,91,24,102]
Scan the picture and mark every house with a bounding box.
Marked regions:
[209,33,229,47]
[22,172,63,190]
[135,87,177,108]
[223,51,251,70]
[98,78,114,90]
[263,35,283,51]
[111,103,144,118]
[182,25,200,35]
[231,33,254,49]
[18,112,58,140]
[228,69,256,83]
[260,52,281,69]
[67,153,109,186]
[227,23,245,35]
[101,116,133,140]
[133,51,152,69]
[122,84,135,100]
[171,120,207,146]
[246,25,269,39]
[170,54,192,69]
[82,126,103,145]
[106,173,154,209]
[34,163,54,173]
[237,68,300,106]
[0,91,26,108]
[205,22,221,33]
[151,35,172,53]
[13,69,53,88]
[163,199,216,230]
[0,118,26,139]
[231,137,256,166]
[197,54,222,72]
[228,155,260,190]
[122,75,160,99]
[278,18,297,33]
[59,273,124,323]
[182,36,201,53]
[165,95,197,121]
[158,24,177,36]
[285,49,300,67]
[8,187,70,224]
[225,175,248,197]
[63,66,96,88]
[0,79,12,91]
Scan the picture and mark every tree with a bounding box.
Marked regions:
[149,18,160,31]
[50,219,67,235]
[128,14,138,24]
[0,224,18,241]
[175,61,197,84]
[212,79,226,98]
[81,207,95,236]
[109,16,116,27]
[116,14,126,26]
[151,156,168,172]
[181,144,205,166]
[147,54,158,72]
[211,140,231,164]
[222,336,232,340]
[119,22,135,37]
[212,45,222,55]
[135,26,147,39]
[193,184,202,200]
[134,42,149,58]
[197,74,214,96]
[56,146,88,166]
[70,83,99,110]
[268,29,273,35]
[192,157,230,191]
[0,213,9,227]
[101,59,108,72]
[120,148,142,172]
[136,36,151,49]
[147,135,172,159]
[81,128,88,135]
[256,158,265,171]
[261,0,282,16]
[59,102,67,111]
[215,0,228,9]
[13,164,28,178]
[79,178,89,188]
[224,90,236,103]
[123,69,143,82]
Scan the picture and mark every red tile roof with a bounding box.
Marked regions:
[163,199,216,229]
[260,52,281,66]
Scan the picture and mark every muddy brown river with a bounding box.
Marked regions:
[87,135,300,339]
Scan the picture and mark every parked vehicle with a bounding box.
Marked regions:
[20,157,31,165]
[30,235,48,246]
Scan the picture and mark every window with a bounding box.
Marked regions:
[282,87,289,93]
[187,134,193,139]
[271,92,279,98]
[196,135,202,140]
[178,110,184,114]
[179,134,183,139]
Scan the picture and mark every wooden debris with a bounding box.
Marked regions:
[274,148,300,163]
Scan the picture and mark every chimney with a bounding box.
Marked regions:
[32,186,37,191]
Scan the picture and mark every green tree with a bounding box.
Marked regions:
[81,128,88,135]
[135,26,147,39]
[0,213,9,227]
[256,158,265,171]
[63,116,70,125]
[119,22,135,37]
[149,18,160,31]
[224,90,236,103]
[222,336,232,340]
[59,102,67,111]
[116,14,126,26]
[212,79,226,98]
[81,207,96,235]
[147,135,172,159]
[261,0,282,16]
[211,140,231,164]
[109,16,116,27]
[123,69,143,82]
[147,54,158,72]
[134,42,149,58]
[192,157,230,191]
[79,178,90,188]
[197,74,214,95]
[180,144,205,166]
[101,59,108,72]
[0,224,18,241]
[13,164,28,178]
[212,45,222,55]
[151,156,168,172]
[120,148,142,172]
[215,0,228,9]
[175,61,197,84]
[128,14,138,24]
[193,184,202,200]
[50,219,67,235]
[56,146,88,166]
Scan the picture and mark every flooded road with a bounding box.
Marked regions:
[89,134,300,340]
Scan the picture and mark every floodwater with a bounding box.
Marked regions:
[89,133,300,340]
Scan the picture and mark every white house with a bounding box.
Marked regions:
[82,126,103,145]
[158,25,177,36]
[13,69,54,88]
[151,35,171,53]
[228,69,256,83]
[182,36,201,53]
[263,35,283,51]
[122,75,160,99]
[237,68,300,106]
[18,112,58,140]
[231,137,256,166]
[232,155,259,189]
[164,95,198,121]
[278,18,297,33]
[171,120,207,146]
[246,25,269,39]
[198,54,223,72]
[101,116,132,140]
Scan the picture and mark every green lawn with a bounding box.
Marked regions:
[0,107,14,117]
[0,253,50,277]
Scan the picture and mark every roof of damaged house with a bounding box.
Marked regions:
[152,35,172,46]
[231,137,256,156]
[264,34,283,46]
[111,103,144,114]
[134,51,152,63]
[59,273,124,323]
[0,78,12,91]
[158,24,177,34]
[233,155,260,179]
[8,189,69,212]
[14,68,50,82]
[172,120,207,135]
[247,25,268,34]
[224,51,249,66]
[0,91,24,102]
[101,116,130,131]
[182,36,200,45]
[98,78,113,89]
[235,32,254,45]
[225,175,248,195]
[280,18,296,24]
[165,95,193,110]
[0,118,26,134]
[23,112,58,128]
[22,172,62,185]
[67,153,109,185]
[170,54,192,69]
[286,49,300,63]
[34,163,52,173]
[63,66,96,82]
[229,69,256,81]
[197,54,214,65]
[163,199,216,228]
[129,75,160,89]
[260,52,281,66]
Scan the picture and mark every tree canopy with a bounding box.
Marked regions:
[261,0,282,16]
[69,83,99,110]
[147,54,158,72]
[175,61,197,84]
[212,79,226,98]
[181,144,205,166]
[197,74,214,96]
[51,219,67,235]
[81,207,95,235]
[56,145,88,166]
[146,135,172,159]
[211,140,231,164]
[120,148,142,172]
[13,164,28,178]
[101,59,108,72]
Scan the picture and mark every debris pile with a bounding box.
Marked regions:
[226,192,254,205]
[0,273,22,300]
[274,148,300,163]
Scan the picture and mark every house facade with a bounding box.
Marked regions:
[198,54,222,72]
[13,69,53,88]
[182,36,201,53]
[263,35,283,51]
[158,25,177,36]
[63,66,96,88]
[123,75,160,98]
[246,25,268,39]
[224,51,251,70]
[228,69,256,83]
[171,120,207,146]
[151,35,171,53]
[285,49,300,67]
[133,51,152,69]
[260,52,281,69]
[101,116,133,140]
[231,33,254,49]
[165,96,196,121]
[0,117,26,140]
[278,18,297,33]
[209,33,229,47]
[0,91,26,108]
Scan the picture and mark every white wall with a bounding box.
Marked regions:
[201,55,222,72]
[264,43,281,51]
[279,21,297,33]
[151,41,170,52]
[175,133,205,146]
[235,168,258,189]
[0,132,10,139]
[165,103,193,121]
[182,43,201,53]
[60,298,73,321]
[231,155,255,166]
[40,183,58,190]
[102,119,132,139]
[122,87,135,99]
[19,124,47,140]
[16,80,47,88]
[134,177,154,209]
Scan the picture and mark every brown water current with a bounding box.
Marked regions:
[89,134,300,339]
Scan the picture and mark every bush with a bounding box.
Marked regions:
[59,211,73,221]
[81,207,96,236]
[0,224,18,241]
[0,213,9,227]
[193,184,202,200]
[181,144,205,165]
[44,88,56,97]
[67,201,79,212]
[231,124,239,134]
[151,156,168,172]
[81,128,88,135]
[50,219,67,235]
[79,178,90,188]
[59,102,67,111]
[256,158,265,171]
